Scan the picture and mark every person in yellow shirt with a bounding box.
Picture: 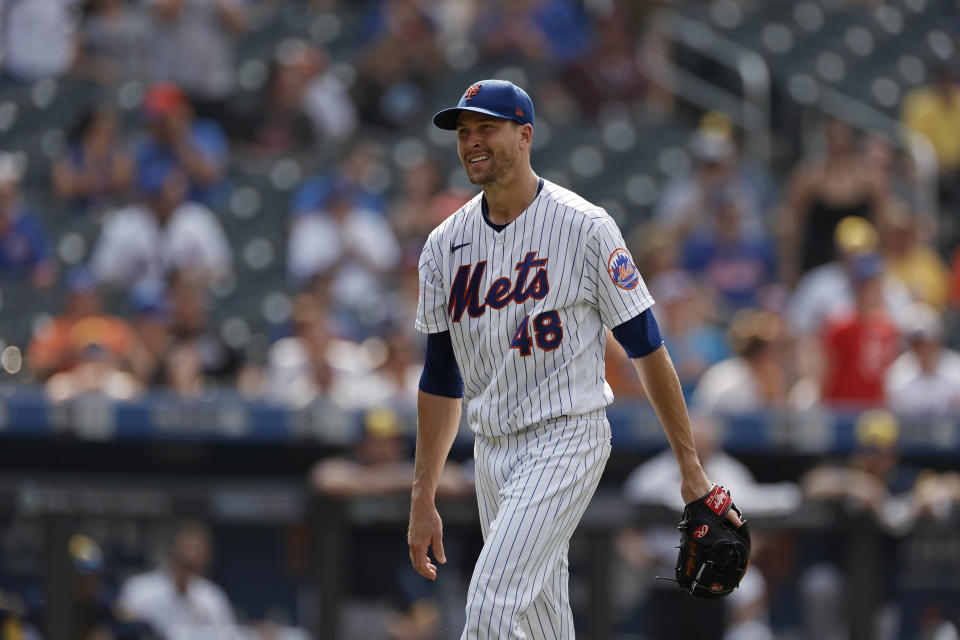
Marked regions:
[902,66,960,175]
[902,66,960,226]
[878,201,951,311]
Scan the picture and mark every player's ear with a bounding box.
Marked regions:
[519,123,533,149]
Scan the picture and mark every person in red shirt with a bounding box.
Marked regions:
[950,245,960,305]
[821,253,901,406]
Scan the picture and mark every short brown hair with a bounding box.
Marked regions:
[727,310,782,358]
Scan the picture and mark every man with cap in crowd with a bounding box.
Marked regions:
[885,302,960,415]
[820,252,901,407]
[786,215,913,338]
[655,128,765,241]
[27,266,140,382]
[90,158,232,290]
[135,82,228,208]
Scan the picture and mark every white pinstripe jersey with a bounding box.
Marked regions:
[415,179,654,437]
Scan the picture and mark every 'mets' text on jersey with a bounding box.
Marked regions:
[447,251,549,320]
[416,180,654,437]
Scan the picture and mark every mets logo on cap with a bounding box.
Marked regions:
[464,83,482,101]
[608,248,640,290]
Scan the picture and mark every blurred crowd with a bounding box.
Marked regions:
[612,107,960,419]
[0,519,312,640]
[3,0,960,638]
[0,0,958,419]
[0,0,658,410]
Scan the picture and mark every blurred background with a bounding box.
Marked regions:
[1,0,960,638]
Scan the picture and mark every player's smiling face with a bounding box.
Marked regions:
[456,112,528,186]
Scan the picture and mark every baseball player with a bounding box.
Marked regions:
[408,79,743,639]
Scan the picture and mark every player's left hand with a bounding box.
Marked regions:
[674,484,751,599]
[408,497,446,581]
[681,466,741,527]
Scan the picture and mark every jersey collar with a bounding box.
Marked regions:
[480,177,544,233]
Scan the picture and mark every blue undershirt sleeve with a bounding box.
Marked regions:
[418,331,464,398]
[611,308,664,358]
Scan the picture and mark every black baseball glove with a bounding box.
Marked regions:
[674,484,751,599]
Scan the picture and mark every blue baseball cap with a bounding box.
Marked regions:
[66,265,97,293]
[848,252,884,285]
[433,79,534,130]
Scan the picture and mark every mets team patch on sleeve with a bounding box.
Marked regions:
[607,248,640,290]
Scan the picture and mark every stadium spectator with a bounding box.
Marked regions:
[798,410,960,639]
[800,409,920,640]
[298,42,358,143]
[135,82,229,207]
[291,139,387,216]
[691,309,791,413]
[67,534,158,640]
[885,303,960,415]
[349,1,444,131]
[236,47,316,156]
[950,247,960,349]
[127,278,171,385]
[680,184,779,315]
[163,272,249,389]
[901,65,960,213]
[118,521,238,638]
[862,132,921,213]
[27,266,140,382]
[311,408,471,640]
[629,222,680,285]
[374,329,422,407]
[646,270,729,396]
[778,118,887,284]
[287,179,400,330]
[330,327,422,411]
[0,0,79,82]
[563,12,645,118]
[877,201,950,312]
[43,331,144,403]
[388,153,452,260]
[264,294,336,409]
[0,154,55,289]
[351,38,437,131]
[161,341,208,398]
[79,0,150,87]
[655,129,766,242]
[472,0,591,67]
[52,105,134,213]
[368,261,425,353]
[820,253,900,407]
[142,0,249,127]
[90,159,232,290]
[785,216,912,339]
[311,408,470,500]
[0,601,30,639]
[624,413,803,513]
[19,534,158,640]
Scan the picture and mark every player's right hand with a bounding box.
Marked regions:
[408,498,446,580]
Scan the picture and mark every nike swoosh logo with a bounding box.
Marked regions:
[450,242,471,253]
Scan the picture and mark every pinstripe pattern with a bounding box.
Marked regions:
[465,416,611,639]
[415,179,649,638]
[415,180,654,438]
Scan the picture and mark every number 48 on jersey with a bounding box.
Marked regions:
[510,310,563,356]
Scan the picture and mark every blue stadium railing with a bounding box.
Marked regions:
[1,385,958,457]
